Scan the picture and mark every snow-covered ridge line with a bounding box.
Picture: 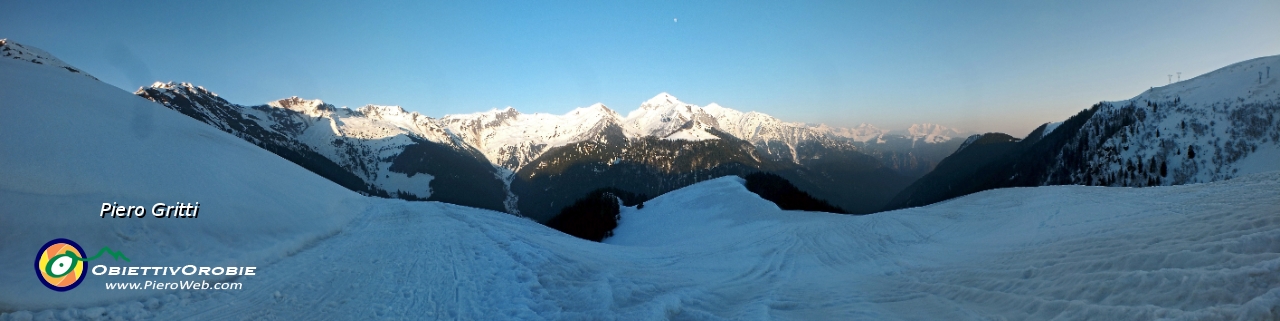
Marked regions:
[148,81,216,97]
[136,81,450,202]
[954,134,984,153]
[139,80,964,172]
[0,39,98,81]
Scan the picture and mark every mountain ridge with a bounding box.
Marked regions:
[128,71,962,218]
[138,86,951,218]
[885,54,1280,211]
[0,39,967,219]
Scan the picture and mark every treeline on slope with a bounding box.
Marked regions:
[743,172,849,214]
[514,129,909,221]
[544,188,647,242]
[881,133,1022,210]
[882,105,1102,211]
[514,129,779,221]
[789,140,913,213]
[387,137,509,212]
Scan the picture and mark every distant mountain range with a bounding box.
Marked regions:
[130,82,966,219]
[0,35,948,221]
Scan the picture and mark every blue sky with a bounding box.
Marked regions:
[3,0,1278,134]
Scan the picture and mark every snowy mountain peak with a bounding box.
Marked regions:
[905,123,958,137]
[356,104,414,120]
[623,93,722,139]
[442,106,524,129]
[579,102,617,115]
[640,92,684,110]
[855,123,884,131]
[270,96,334,116]
[0,39,98,80]
[813,123,886,142]
[142,81,218,98]
[898,123,962,144]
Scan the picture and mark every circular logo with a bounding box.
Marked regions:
[35,238,87,291]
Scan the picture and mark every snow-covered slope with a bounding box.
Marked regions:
[3,52,1279,319]
[0,52,362,311]
[1052,54,1280,186]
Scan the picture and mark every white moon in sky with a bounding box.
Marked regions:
[674,18,678,23]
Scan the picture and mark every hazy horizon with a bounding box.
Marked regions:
[3,0,1278,135]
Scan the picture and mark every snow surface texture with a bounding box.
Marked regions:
[4,41,1278,320]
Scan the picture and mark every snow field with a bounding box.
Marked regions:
[8,173,1277,320]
